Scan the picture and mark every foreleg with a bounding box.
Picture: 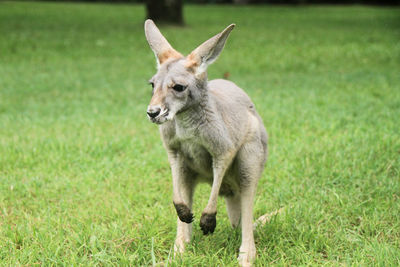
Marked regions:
[200,153,234,235]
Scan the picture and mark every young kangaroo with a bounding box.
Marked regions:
[144,20,268,266]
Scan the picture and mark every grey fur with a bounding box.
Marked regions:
[144,20,268,267]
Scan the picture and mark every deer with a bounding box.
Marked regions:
[144,20,268,267]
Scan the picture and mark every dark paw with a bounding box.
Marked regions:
[200,212,217,235]
[173,202,194,223]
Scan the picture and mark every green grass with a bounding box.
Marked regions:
[1,1,400,265]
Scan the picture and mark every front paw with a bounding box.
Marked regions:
[173,202,194,223]
[200,212,216,235]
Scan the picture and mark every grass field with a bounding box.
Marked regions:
[1,1,400,265]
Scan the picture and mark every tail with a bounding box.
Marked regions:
[253,207,284,230]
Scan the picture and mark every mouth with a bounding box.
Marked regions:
[148,108,170,124]
[159,108,169,117]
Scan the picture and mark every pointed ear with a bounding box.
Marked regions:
[186,24,235,75]
[144,19,183,66]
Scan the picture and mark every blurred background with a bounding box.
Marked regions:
[8,0,400,25]
[1,0,399,265]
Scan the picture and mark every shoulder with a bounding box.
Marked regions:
[208,79,238,90]
[208,79,253,107]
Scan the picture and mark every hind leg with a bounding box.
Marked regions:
[238,182,257,267]
[225,193,241,228]
[236,141,267,266]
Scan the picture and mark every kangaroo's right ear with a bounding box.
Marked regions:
[186,24,235,75]
[144,19,183,67]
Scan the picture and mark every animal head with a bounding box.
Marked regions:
[144,20,235,124]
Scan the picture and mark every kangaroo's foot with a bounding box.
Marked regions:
[238,242,256,267]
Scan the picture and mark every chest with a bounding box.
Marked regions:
[162,120,214,176]
[179,139,213,177]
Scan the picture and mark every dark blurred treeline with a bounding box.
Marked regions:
[32,0,400,4]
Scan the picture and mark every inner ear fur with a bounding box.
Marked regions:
[185,24,235,73]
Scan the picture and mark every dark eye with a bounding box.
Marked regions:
[172,84,186,92]
[149,82,154,95]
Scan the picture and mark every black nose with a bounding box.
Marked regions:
[147,108,160,118]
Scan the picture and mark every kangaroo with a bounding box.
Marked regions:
[144,20,268,266]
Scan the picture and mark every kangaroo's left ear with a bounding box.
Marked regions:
[144,19,183,67]
[186,24,235,75]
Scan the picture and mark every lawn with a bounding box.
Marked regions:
[1,1,400,265]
